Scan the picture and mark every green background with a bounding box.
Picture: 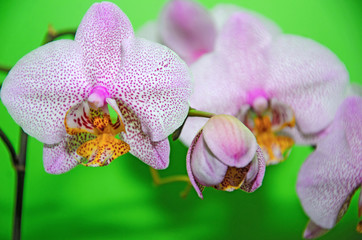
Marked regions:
[0,0,361,239]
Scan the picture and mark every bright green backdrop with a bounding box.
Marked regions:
[0,0,361,239]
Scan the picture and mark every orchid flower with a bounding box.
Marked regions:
[187,114,265,198]
[0,2,192,174]
[140,0,349,165]
[137,0,216,65]
[296,96,362,239]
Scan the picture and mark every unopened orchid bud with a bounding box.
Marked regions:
[186,114,265,198]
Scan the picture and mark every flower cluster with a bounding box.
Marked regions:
[1,1,361,239]
[139,0,361,237]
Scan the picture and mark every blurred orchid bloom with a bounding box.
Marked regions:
[138,0,216,65]
[137,0,278,65]
[0,2,192,174]
[297,96,362,239]
[143,1,349,165]
[187,115,265,198]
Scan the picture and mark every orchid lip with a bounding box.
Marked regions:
[88,86,110,108]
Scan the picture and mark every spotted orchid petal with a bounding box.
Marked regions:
[297,96,362,230]
[43,133,96,174]
[0,40,90,144]
[265,35,349,135]
[75,2,133,84]
[240,146,266,193]
[109,37,192,143]
[159,0,216,64]
[186,131,206,199]
[107,99,170,169]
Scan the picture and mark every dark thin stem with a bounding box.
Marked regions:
[43,25,76,45]
[13,129,27,240]
[0,66,11,73]
[0,128,18,166]
[2,25,71,240]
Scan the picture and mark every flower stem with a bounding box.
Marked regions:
[1,25,73,240]
[149,167,191,197]
[0,65,11,73]
[43,24,76,45]
[0,128,18,166]
[172,107,215,141]
[13,129,28,240]
[187,108,215,118]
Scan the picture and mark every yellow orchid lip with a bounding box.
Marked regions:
[254,114,295,165]
[242,99,296,165]
[64,101,130,167]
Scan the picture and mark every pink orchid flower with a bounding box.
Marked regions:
[297,96,362,239]
[187,115,265,198]
[143,1,349,165]
[0,2,192,174]
[137,0,216,65]
[137,1,277,65]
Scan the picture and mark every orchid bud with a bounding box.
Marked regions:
[186,114,265,198]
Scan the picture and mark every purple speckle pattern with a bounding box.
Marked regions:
[43,132,96,174]
[75,2,134,83]
[240,146,265,192]
[65,101,96,134]
[1,2,192,173]
[110,37,192,142]
[114,100,170,169]
[1,40,90,144]
[186,130,205,199]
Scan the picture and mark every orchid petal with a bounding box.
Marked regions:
[43,133,96,174]
[107,99,170,169]
[159,0,216,64]
[346,82,362,97]
[181,12,280,145]
[186,131,205,199]
[240,146,266,192]
[111,37,192,142]
[0,40,90,144]
[64,101,96,135]
[203,115,257,168]
[190,130,228,186]
[266,35,349,134]
[269,99,295,132]
[215,12,279,55]
[279,126,326,146]
[297,96,362,229]
[75,2,133,84]
[179,117,208,147]
[359,187,362,218]
[303,220,329,239]
[210,4,281,38]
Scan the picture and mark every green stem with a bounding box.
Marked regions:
[172,107,215,141]
[187,108,215,118]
